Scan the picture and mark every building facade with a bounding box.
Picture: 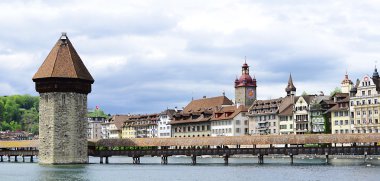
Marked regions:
[350,70,380,133]
[170,96,234,138]
[87,108,108,140]
[211,105,249,136]
[329,93,351,134]
[158,109,179,138]
[248,98,282,135]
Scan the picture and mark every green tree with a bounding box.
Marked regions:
[330,87,342,96]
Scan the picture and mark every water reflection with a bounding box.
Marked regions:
[37,165,89,181]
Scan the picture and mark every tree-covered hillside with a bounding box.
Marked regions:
[0,95,39,134]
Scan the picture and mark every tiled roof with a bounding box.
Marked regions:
[33,33,94,82]
[109,115,130,130]
[278,104,293,116]
[183,96,233,113]
[212,105,248,121]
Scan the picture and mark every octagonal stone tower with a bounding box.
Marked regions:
[33,33,94,164]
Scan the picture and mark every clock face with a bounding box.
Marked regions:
[247,88,255,99]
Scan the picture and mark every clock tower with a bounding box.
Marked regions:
[234,61,257,107]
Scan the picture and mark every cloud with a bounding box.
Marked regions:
[0,0,380,114]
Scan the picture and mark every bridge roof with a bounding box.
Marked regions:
[0,140,39,148]
[94,134,380,147]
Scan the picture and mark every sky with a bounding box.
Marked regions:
[1,0,380,114]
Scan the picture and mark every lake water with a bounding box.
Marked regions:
[1,156,380,181]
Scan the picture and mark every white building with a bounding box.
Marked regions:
[211,105,249,136]
[350,70,380,133]
[158,109,179,138]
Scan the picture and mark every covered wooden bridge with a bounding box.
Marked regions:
[2,134,380,164]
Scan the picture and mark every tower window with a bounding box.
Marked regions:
[62,94,66,105]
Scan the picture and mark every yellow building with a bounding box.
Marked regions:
[121,123,136,138]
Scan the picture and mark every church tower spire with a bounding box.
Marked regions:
[285,73,296,96]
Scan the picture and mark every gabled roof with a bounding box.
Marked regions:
[109,115,130,130]
[183,96,233,113]
[33,33,94,82]
[212,105,248,121]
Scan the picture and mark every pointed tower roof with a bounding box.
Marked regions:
[341,72,353,85]
[33,33,94,83]
[285,73,296,92]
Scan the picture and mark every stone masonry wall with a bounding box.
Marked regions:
[39,92,88,164]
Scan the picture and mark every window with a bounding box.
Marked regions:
[339,112,344,116]
[357,111,360,116]
[62,94,66,105]
[334,112,339,117]
[362,100,366,105]
[340,130,343,134]
[357,101,360,105]
[344,111,349,117]
[236,120,241,125]
[335,121,338,125]
[368,100,372,105]
[273,129,276,133]
[236,128,240,133]
[273,122,276,126]
[351,101,354,106]
[335,130,338,134]
[376,119,379,124]
[369,110,372,115]
[280,125,287,129]
[368,90,372,96]
[375,110,379,114]
[345,120,349,125]
[340,120,343,125]
[363,111,366,115]
[357,120,361,124]
[362,91,365,96]
[244,120,248,125]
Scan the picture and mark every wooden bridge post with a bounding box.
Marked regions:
[105,156,109,164]
[7,155,10,162]
[290,153,293,164]
[325,152,329,164]
[191,155,197,165]
[14,156,18,162]
[364,152,367,163]
[161,156,168,165]
[22,155,25,162]
[0,156,3,162]
[100,157,103,164]
[224,155,229,165]
[30,156,33,163]
[258,154,264,164]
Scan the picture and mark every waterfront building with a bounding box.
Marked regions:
[87,107,108,140]
[170,96,233,138]
[32,33,94,164]
[210,105,249,136]
[309,95,333,133]
[128,114,159,138]
[279,74,297,135]
[293,95,317,134]
[328,93,351,134]
[158,109,179,138]
[235,61,257,107]
[349,68,380,133]
[248,98,282,135]
[108,115,129,139]
[101,118,111,139]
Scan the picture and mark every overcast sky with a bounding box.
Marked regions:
[0,0,380,114]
